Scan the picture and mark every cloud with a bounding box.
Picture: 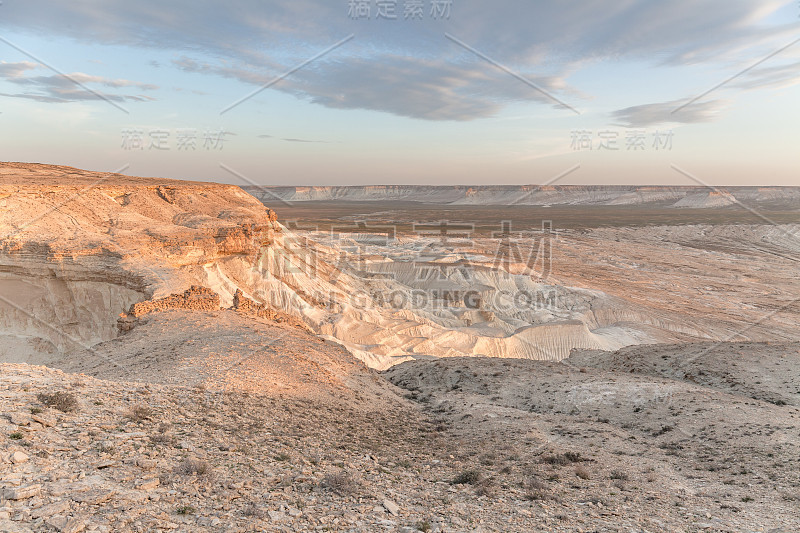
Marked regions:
[1,1,796,119]
[0,61,39,78]
[0,64,158,104]
[258,134,330,143]
[177,54,571,120]
[611,99,728,127]
[729,60,800,90]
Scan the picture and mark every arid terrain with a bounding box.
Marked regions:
[2,163,800,532]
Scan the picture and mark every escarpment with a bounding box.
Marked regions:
[0,163,281,362]
[3,162,798,371]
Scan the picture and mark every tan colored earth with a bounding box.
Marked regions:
[1,162,799,532]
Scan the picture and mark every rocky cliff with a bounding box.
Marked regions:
[244,184,800,208]
[3,163,795,371]
[0,163,280,362]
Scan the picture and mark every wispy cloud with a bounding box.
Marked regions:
[258,134,330,143]
[611,99,729,127]
[0,62,158,103]
[729,60,800,90]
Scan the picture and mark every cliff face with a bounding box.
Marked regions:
[3,163,794,371]
[244,184,800,208]
[0,163,639,368]
[0,163,280,361]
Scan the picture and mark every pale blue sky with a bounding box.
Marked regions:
[1,1,799,185]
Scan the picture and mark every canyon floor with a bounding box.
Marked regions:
[1,163,800,532]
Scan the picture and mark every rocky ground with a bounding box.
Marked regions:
[2,163,800,532]
[3,328,800,531]
[386,343,800,532]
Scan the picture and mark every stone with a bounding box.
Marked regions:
[382,499,400,516]
[31,414,55,427]
[3,484,41,500]
[61,517,87,533]
[10,451,29,464]
[71,490,116,505]
[9,412,31,426]
[0,518,33,533]
[31,500,71,519]
[136,478,160,491]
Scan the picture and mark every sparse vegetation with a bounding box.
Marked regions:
[452,469,483,485]
[321,471,359,496]
[175,459,211,477]
[242,503,265,518]
[610,470,629,481]
[37,391,78,412]
[97,442,116,454]
[653,425,674,437]
[524,477,551,501]
[542,452,583,466]
[126,404,153,422]
[176,505,196,515]
[9,432,23,440]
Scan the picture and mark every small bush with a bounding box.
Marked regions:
[150,433,175,446]
[563,451,583,462]
[176,505,196,515]
[452,469,482,485]
[175,459,211,477]
[609,470,629,480]
[97,442,116,454]
[474,477,496,497]
[29,407,42,415]
[524,477,550,501]
[575,466,591,480]
[37,391,78,413]
[542,452,583,466]
[9,432,23,440]
[242,503,265,518]
[652,425,674,437]
[321,471,359,496]
[126,405,153,422]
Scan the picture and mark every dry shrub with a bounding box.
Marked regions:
[126,404,153,422]
[37,391,78,413]
[321,471,359,496]
[175,458,212,477]
[524,477,550,501]
[452,469,483,485]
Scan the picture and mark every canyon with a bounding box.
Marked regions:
[1,162,799,532]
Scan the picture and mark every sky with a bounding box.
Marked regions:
[0,0,799,186]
